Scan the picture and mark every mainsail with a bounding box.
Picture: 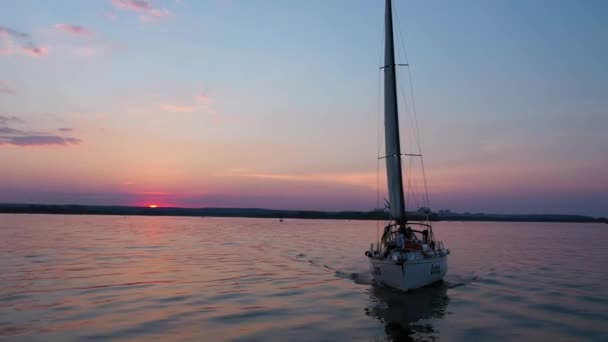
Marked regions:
[383,0,406,222]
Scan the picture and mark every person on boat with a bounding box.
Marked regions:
[395,227,406,249]
[405,227,416,241]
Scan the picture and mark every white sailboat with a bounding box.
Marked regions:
[365,0,449,291]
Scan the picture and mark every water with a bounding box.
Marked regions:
[1,215,607,341]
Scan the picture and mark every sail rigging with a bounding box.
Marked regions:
[367,0,449,293]
[383,0,406,223]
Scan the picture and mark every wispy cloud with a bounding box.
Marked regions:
[245,171,377,189]
[159,103,196,113]
[1,135,81,146]
[0,81,15,94]
[0,116,23,125]
[53,24,92,36]
[111,0,172,22]
[0,116,81,147]
[0,127,22,134]
[137,191,169,195]
[0,27,28,40]
[159,93,214,113]
[0,26,48,57]
[21,46,49,57]
[196,94,210,104]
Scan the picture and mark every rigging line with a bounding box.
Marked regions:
[393,7,422,154]
[376,68,381,248]
[396,69,418,163]
[393,2,431,211]
[391,4,420,217]
[376,16,385,249]
[405,151,415,208]
[392,3,423,152]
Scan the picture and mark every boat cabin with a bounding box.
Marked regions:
[366,222,444,260]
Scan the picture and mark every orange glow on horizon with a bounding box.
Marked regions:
[148,204,158,208]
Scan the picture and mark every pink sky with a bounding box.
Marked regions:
[1,1,606,216]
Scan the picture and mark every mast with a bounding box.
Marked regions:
[383,0,407,224]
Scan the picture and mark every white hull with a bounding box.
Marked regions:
[370,254,447,291]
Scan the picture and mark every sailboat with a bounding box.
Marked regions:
[364,0,449,291]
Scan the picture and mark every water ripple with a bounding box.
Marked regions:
[1,216,607,341]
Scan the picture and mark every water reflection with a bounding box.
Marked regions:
[365,282,449,341]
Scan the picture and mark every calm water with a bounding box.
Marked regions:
[1,215,607,341]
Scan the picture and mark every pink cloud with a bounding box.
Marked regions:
[21,45,48,57]
[53,24,92,36]
[0,45,11,55]
[0,26,47,57]
[139,9,171,22]
[137,191,169,195]
[112,0,154,11]
[159,94,216,114]
[0,81,15,94]
[159,103,196,113]
[111,0,171,21]
[245,171,377,189]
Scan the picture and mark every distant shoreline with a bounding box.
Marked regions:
[0,203,605,223]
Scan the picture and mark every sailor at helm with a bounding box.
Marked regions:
[395,227,406,249]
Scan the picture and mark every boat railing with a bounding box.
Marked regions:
[394,247,422,252]
[405,222,432,229]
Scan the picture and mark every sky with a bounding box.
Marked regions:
[0,0,606,216]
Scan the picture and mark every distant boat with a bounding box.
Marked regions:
[365,0,449,291]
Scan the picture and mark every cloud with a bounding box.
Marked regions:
[159,93,215,114]
[137,191,169,195]
[0,116,81,147]
[53,24,92,36]
[0,81,15,94]
[58,127,74,132]
[245,171,377,189]
[1,135,81,146]
[0,26,48,57]
[0,127,22,134]
[159,103,196,113]
[21,45,49,57]
[0,116,23,125]
[111,0,172,22]
[0,26,28,40]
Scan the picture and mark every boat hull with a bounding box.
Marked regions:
[369,254,447,291]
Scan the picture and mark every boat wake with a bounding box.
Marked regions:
[334,270,375,286]
[294,251,478,289]
[444,274,480,289]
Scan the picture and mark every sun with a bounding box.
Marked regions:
[148,204,159,208]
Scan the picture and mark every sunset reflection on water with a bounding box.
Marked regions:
[1,215,607,341]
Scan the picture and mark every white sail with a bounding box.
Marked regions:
[383,0,406,222]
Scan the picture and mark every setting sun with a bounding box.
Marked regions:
[148,204,158,208]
